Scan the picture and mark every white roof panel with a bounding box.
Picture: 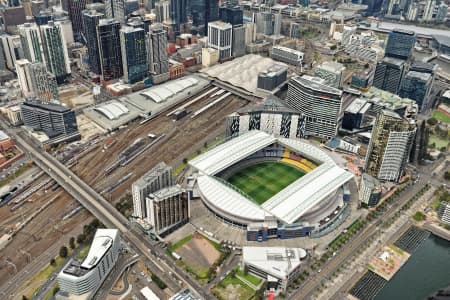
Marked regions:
[197,175,267,223]
[81,229,118,269]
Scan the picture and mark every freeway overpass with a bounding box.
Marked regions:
[6,128,209,299]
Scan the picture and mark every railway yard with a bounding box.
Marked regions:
[0,85,248,295]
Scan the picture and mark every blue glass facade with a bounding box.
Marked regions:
[385,29,416,60]
[120,27,148,83]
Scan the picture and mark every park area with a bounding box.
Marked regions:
[226,162,305,204]
[169,232,223,282]
[433,111,450,123]
[212,269,261,300]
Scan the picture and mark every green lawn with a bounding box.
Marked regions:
[428,134,449,149]
[168,234,193,252]
[227,162,305,204]
[213,273,256,300]
[236,268,261,286]
[433,111,450,123]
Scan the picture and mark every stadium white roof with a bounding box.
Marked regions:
[81,229,118,269]
[190,131,353,224]
[262,164,353,224]
[140,77,198,103]
[93,101,129,120]
[242,247,307,280]
[197,175,268,223]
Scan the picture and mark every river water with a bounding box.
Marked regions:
[375,234,450,300]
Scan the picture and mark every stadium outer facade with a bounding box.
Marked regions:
[189,130,354,241]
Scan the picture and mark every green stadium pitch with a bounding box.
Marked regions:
[226,162,306,205]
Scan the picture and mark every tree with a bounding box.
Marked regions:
[50,258,56,266]
[59,246,68,258]
[76,233,86,244]
[52,286,60,296]
[330,45,337,50]
[427,117,438,126]
[69,237,76,249]
[444,171,450,181]
[22,296,28,300]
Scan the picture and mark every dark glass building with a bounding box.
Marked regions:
[219,5,243,26]
[384,29,416,60]
[191,0,220,34]
[399,71,433,111]
[67,0,88,42]
[21,101,78,137]
[82,9,104,74]
[373,57,406,94]
[120,26,148,83]
[97,18,123,81]
[170,0,189,34]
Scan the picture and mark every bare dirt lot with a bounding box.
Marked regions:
[176,233,221,277]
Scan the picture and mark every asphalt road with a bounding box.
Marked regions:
[289,175,432,300]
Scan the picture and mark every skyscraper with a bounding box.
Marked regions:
[373,57,406,94]
[365,110,416,182]
[170,0,189,35]
[155,0,170,23]
[120,26,148,83]
[97,18,123,81]
[15,59,59,101]
[232,25,246,58]
[105,0,125,23]
[40,21,71,84]
[208,21,233,60]
[18,23,44,64]
[219,4,243,26]
[82,9,104,74]
[67,0,88,42]
[314,61,346,89]
[132,162,173,220]
[191,0,220,34]
[399,71,433,111]
[286,75,343,139]
[146,23,169,84]
[384,29,416,60]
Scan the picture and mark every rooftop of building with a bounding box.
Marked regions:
[120,25,144,33]
[392,28,415,35]
[345,98,370,114]
[61,229,119,277]
[381,56,406,67]
[81,229,118,269]
[235,97,297,115]
[84,75,210,131]
[22,100,71,113]
[363,87,416,110]
[150,184,183,200]
[200,54,287,95]
[316,61,346,73]
[133,162,170,188]
[208,20,232,28]
[361,173,380,189]
[272,45,304,55]
[365,22,450,39]
[405,70,432,81]
[290,75,343,96]
[242,246,307,279]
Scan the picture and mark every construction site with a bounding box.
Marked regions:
[0,84,248,297]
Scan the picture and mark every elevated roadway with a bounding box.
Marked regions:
[4,128,209,299]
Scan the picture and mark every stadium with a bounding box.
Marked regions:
[189,130,354,241]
